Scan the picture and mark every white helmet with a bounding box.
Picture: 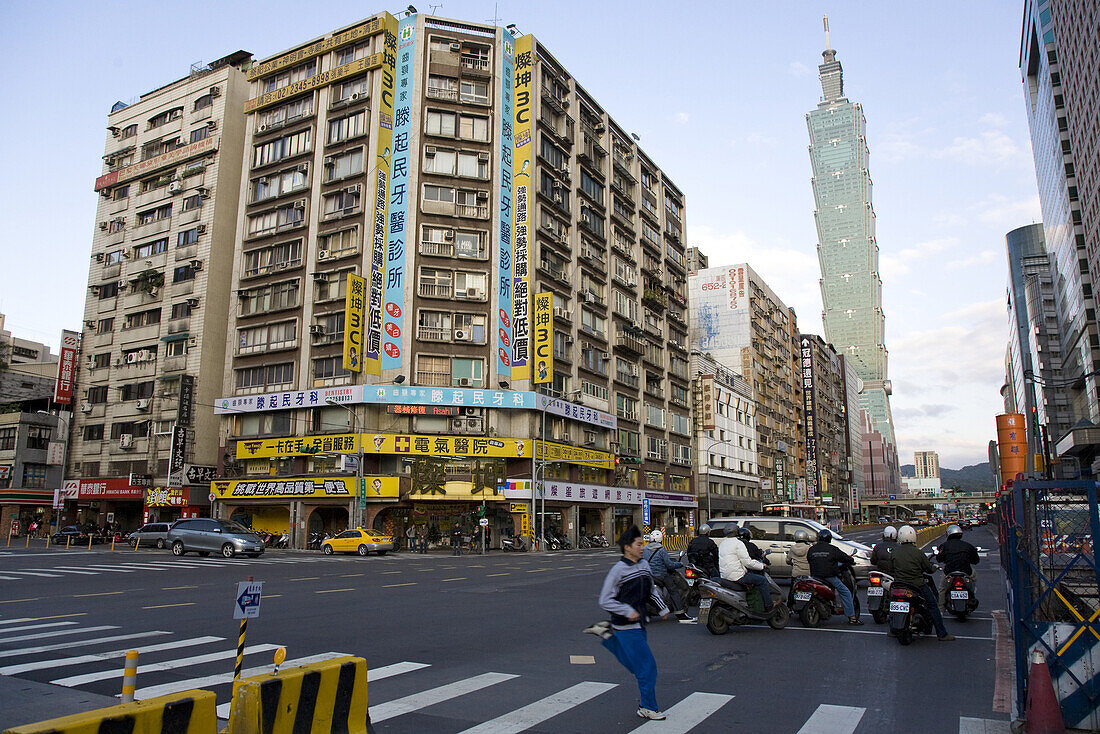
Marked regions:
[883,525,898,540]
[898,525,917,544]
[649,529,664,543]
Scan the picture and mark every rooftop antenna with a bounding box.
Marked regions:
[823,14,832,50]
[487,2,501,25]
[429,3,442,13]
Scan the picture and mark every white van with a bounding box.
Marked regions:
[706,516,873,581]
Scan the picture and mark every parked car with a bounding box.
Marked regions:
[51,525,91,545]
[128,522,171,549]
[321,528,394,556]
[706,516,874,581]
[167,518,265,558]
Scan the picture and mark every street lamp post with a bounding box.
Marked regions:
[700,436,733,523]
[326,399,362,530]
[39,410,70,529]
[533,390,580,550]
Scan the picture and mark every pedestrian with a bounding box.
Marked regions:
[451,524,463,556]
[484,524,491,553]
[417,523,427,554]
[406,524,416,553]
[582,525,670,721]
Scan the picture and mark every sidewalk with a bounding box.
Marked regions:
[0,675,118,730]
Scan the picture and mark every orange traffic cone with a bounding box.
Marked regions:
[1025,648,1065,734]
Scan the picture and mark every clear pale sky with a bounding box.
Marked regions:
[0,1,1037,470]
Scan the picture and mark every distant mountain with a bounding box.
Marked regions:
[900,462,996,493]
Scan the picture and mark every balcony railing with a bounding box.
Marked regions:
[455,203,489,219]
[418,283,453,298]
[416,325,449,341]
[415,371,450,386]
[426,87,459,102]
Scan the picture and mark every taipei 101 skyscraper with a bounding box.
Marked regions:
[807,16,897,449]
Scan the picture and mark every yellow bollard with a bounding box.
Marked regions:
[88,535,93,551]
[111,537,116,551]
[66,536,71,549]
[121,649,138,703]
[26,534,30,548]
[134,537,140,551]
[45,535,50,549]
[5,534,9,548]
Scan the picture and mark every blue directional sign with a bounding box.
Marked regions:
[642,498,651,526]
[234,581,263,620]
[888,495,896,501]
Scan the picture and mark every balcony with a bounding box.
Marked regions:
[418,283,453,299]
[460,55,490,74]
[642,290,667,310]
[615,371,640,389]
[456,203,489,219]
[420,241,454,258]
[426,87,459,102]
[415,371,450,386]
[615,331,646,355]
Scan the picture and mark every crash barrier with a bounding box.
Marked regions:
[915,523,949,548]
[999,479,1100,731]
[1,690,216,734]
[661,534,689,552]
[227,655,369,734]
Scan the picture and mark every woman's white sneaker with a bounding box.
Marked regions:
[637,707,666,720]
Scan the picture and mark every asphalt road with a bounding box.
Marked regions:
[0,527,1009,733]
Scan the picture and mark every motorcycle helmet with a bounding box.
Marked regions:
[737,527,753,540]
[793,529,812,544]
[698,524,711,536]
[817,528,832,543]
[650,529,664,544]
[946,524,963,538]
[882,525,897,540]
[898,525,917,544]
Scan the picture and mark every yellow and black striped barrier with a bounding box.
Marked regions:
[227,655,369,734]
[1,690,216,734]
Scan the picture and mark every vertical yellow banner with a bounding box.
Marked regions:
[343,273,366,371]
[532,291,554,384]
[510,34,534,383]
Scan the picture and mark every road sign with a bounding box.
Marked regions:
[128,473,154,488]
[234,580,263,620]
[479,518,488,527]
[889,495,897,501]
[184,464,217,484]
[642,498,650,526]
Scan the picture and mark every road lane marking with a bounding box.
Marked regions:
[316,589,354,594]
[30,613,87,620]
[383,582,417,588]
[341,573,364,578]
[0,631,171,659]
[0,570,62,577]
[261,595,281,599]
[757,624,993,641]
[795,704,866,734]
[163,586,198,590]
[26,568,98,575]
[569,655,596,664]
[0,618,32,625]
[75,591,126,597]
[381,570,402,574]
[71,566,135,573]
[0,636,224,675]
[441,578,465,582]
[290,577,319,581]
[631,691,734,732]
[0,622,77,636]
[142,603,196,610]
[959,717,1011,733]
[52,643,281,686]
[487,573,510,577]
[458,681,617,734]
[0,625,117,644]
[371,672,519,723]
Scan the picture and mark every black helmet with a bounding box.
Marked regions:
[698,524,711,536]
[817,528,832,543]
[738,527,752,540]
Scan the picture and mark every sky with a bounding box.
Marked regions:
[0,1,1039,470]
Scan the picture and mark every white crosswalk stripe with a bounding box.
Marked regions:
[0,636,224,675]
[0,621,78,636]
[371,672,520,723]
[959,717,1011,733]
[0,630,171,659]
[630,692,735,733]
[0,625,118,644]
[0,570,62,577]
[51,643,281,687]
[0,618,32,626]
[210,653,353,719]
[458,681,617,734]
[795,704,866,734]
[22,567,99,575]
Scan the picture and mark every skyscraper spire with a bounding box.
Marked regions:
[818,15,844,103]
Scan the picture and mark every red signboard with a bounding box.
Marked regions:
[78,478,145,500]
[94,136,217,192]
[385,404,460,416]
[54,330,79,404]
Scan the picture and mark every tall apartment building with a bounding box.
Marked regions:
[913,450,940,479]
[691,351,760,519]
[686,246,708,274]
[806,18,897,456]
[0,314,56,365]
[1020,0,1100,476]
[214,13,694,546]
[689,264,805,507]
[799,334,852,516]
[68,52,252,529]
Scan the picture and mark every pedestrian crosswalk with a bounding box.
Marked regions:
[0,612,1013,733]
[0,554,343,580]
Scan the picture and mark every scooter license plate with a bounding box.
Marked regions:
[889,601,910,613]
[685,578,694,586]
[950,590,968,600]
[794,591,811,602]
[867,587,884,596]
[699,599,713,609]
[698,598,711,624]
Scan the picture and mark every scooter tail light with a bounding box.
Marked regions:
[685,568,695,579]
[953,577,965,589]
[869,574,881,585]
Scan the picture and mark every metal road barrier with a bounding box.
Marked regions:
[227,655,370,734]
[1,690,216,734]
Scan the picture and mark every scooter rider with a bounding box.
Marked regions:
[892,525,955,641]
[871,525,898,573]
[786,529,813,606]
[738,527,768,565]
[686,524,720,579]
[807,529,863,625]
[643,530,695,622]
[718,528,773,612]
[935,524,979,606]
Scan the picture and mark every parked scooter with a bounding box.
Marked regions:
[866,569,894,624]
[693,563,790,634]
[942,571,979,620]
[790,566,860,627]
[887,575,936,645]
[500,534,527,552]
[593,533,610,548]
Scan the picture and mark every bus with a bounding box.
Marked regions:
[762,503,843,525]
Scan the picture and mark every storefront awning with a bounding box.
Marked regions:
[0,489,55,505]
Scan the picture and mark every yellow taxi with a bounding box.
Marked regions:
[320,528,394,556]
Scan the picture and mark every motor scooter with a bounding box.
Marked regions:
[942,572,979,620]
[500,534,527,552]
[790,566,860,627]
[694,565,789,635]
[888,575,936,645]
[866,569,894,624]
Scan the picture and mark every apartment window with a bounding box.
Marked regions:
[456,189,486,217]
[257,97,314,129]
[617,429,639,455]
[253,129,312,168]
[165,339,188,358]
[416,355,450,386]
[124,309,161,329]
[141,177,166,193]
[580,347,606,375]
[616,394,637,421]
[641,220,659,246]
[112,185,130,201]
[539,136,566,169]
[580,207,604,237]
[190,127,209,144]
[134,238,168,258]
[137,204,172,225]
[243,240,303,277]
[121,124,138,139]
[248,204,304,236]
[261,60,317,94]
[323,187,361,215]
[325,148,363,181]
[314,271,349,302]
[177,228,199,247]
[328,110,366,144]
[313,356,351,380]
[235,362,294,390]
[148,108,183,129]
[426,110,457,137]
[194,93,215,111]
[108,218,126,234]
[97,281,119,300]
[173,264,195,283]
[670,413,690,435]
[319,228,359,257]
[457,151,487,178]
[452,312,486,342]
[460,80,489,105]
[238,321,297,354]
[582,380,608,400]
[580,170,604,205]
[424,147,456,175]
[427,75,458,101]
[142,138,180,160]
[671,383,689,405]
[240,280,300,316]
[119,381,155,401]
[336,42,371,66]
[455,230,485,259]
[454,270,487,298]
[170,302,192,319]
[580,309,605,338]
[424,185,455,203]
[96,318,114,335]
[452,357,484,387]
[458,114,489,141]
[332,76,369,104]
[83,424,105,441]
[665,194,681,220]
[645,403,665,429]
[87,385,109,404]
[251,166,308,203]
[92,353,112,369]
[22,465,47,489]
[182,194,203,211]
[0,428,14,451]
[317,312,345,341]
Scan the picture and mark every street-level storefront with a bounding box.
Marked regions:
[143,487,204,525]
[72,478,145,531]
[0,489,58,538]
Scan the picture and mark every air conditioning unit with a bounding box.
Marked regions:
[466,287,481,299]
[136,399,150,411]
[119,434,134,449]
[601,352,611,360]
[561,433,572,442]
[80,402,92,413]
[451,417,466,431]
[125,353,138,363]
[457,377,472,386]
[257,123,269,133]
[478,152,490,162]
[350,92,361,101]
[168,181,182,194]
[466,417,484,432]
[554,307,570,319]
[186,298,199,307]
[309,325,325,336]
[196,224,207,234]
[198,187,210,198]
[585,437,596,446]
[347,184,361,194]
[453,329,470,341]
[148,287,158,298]
[318,250,332,261]
[293,199,306,209]
[443,230,455,240]
[138,350,153,361]
[187,336,197,346]
[95,252,105,262]
[425,146,437,156]
[324,156,335,166]
[312,271,328,281]
[209,85,221,97]
[449,42,461,52]
[206,121,217,131]
[85,320,97,329]
[190,259,203,271]
[99,222,109,231]
[476,191,489,200]
[584,292,595,303]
